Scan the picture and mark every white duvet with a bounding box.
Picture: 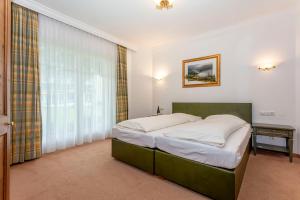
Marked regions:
[117,113,201,132]
[162,115,247,147]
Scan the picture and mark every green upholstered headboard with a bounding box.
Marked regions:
[172,103,252,123]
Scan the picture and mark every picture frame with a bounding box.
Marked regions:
[182,54,221,88]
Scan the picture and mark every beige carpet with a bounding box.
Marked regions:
[11,139,300,200]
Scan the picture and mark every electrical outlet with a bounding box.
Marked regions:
[260,111,275,116]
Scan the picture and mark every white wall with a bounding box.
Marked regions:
[153,9,298,151]
[296,3,300,153]
[128,47,153,119]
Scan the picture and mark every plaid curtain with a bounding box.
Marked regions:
[116,45,128,123]
[11,4,42,164]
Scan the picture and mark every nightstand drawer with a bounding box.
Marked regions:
[255,128,290,138]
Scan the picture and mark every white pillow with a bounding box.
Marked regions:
[205,114,245,123]
[117,113,199,132]
[172,113,202,122]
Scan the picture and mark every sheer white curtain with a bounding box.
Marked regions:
[39,15,117,154]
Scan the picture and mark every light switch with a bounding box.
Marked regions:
[260,111,275,116]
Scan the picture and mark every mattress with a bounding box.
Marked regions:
[156,124,251,169]
[112,127,161,148]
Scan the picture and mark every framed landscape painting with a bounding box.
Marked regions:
[182,54,221,88]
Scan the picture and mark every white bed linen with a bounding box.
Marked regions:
[112,121,202,148]
[162,115,247,147]
[112,127,162,148]
[156,124,251,169]
[117,113,202,132]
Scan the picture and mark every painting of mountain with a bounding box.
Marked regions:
[186,63,215,82]
[182,54,221,87]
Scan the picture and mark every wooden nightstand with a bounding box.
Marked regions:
[252,123,295,162]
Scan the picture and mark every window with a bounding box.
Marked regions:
[39,15,117,153]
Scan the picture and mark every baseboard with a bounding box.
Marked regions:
[293,153,300,158]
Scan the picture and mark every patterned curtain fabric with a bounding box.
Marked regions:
[116,45,128,123]
[11,4,42,164]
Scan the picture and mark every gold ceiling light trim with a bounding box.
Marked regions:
[155,0,174,10]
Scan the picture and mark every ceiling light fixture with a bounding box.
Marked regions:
[154,0,174,10]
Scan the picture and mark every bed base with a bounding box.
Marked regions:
[155,142,251,200]
[112,138,250,200]
[111,138,155,174]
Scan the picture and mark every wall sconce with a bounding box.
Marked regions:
[153,73,168,81]
[154,76,164,81]
[258,64,276,71]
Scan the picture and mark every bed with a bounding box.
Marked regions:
[112,102,252,200]
[111,126,162,174]
[111,119,201,173]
